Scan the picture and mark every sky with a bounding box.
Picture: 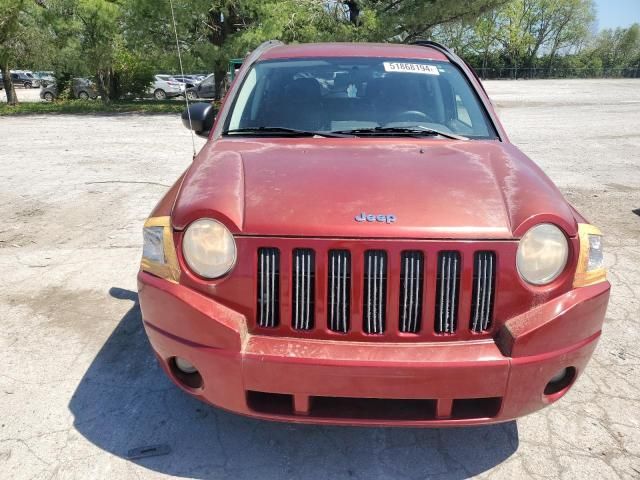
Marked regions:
[594,0,640,30]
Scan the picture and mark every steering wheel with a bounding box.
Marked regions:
[388,110,433,123]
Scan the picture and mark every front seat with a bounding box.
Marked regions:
[273,78,325,131]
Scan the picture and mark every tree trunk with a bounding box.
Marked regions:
[346,1,360,25]
[1,63,18,106]
[96,70,111,104]
[214,65,227,101]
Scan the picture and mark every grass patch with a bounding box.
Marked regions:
[0,99,195,116]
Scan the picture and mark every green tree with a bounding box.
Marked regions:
[124,0,512,98]
[494,0,595,75]
[362,0,510,42]
[0,0,47,105]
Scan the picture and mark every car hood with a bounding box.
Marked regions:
[172,138,577,239]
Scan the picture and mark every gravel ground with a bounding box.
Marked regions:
[1,79,639,479]
[0,87,42,103]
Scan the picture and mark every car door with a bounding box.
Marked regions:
[198,75,215,98]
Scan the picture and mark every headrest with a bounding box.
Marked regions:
[285,78,322,100]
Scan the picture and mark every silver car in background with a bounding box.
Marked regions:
[148,75,185,100]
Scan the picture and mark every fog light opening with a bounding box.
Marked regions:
[544,366,576,396]
[175,357,197,374]
[169,357,203,389]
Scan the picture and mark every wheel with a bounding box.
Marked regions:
[186,90,198,101]
[78,91,90,100]
[43,92,54,102]
[154,89,167,100]
[24,82,32,89]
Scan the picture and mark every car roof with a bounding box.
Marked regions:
[258,42,449,62]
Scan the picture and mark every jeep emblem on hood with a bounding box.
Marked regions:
[355,212,397,224]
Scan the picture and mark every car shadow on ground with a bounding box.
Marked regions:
[68,287,519,479]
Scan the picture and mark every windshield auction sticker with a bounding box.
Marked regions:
[383,62,440,75]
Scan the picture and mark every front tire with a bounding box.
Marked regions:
[78,91,90,100]
[154,89,167,100]
[43,92,54,102]
[24,82,32,89]
[186,90,198,101]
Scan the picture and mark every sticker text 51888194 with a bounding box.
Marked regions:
[383,62,440,75]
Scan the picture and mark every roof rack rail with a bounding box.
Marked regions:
[410,40,454,58]
[410,39,488,95]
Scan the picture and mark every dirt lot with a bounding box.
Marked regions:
[1,79,639,479]
[0,87,42,103]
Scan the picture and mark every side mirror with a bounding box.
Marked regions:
[182,103,216,138]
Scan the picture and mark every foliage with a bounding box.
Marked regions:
[2,0,638,106]
[0,99,193,115]
[426,0,639,78]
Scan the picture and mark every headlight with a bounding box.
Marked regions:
[516,223,568,285]
[141,216,180,282]
[574,223,606,287]
[182,219,236,279]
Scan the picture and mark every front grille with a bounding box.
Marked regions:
[435,251,460,334]
[470,251,496,333]
[399,251,424,333]
[292,249,315,330]
[257,248,280,328]
[328,250,351,333]
[252,244,502,339]
[363,250,387,334]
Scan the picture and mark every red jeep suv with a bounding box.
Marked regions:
[137,41,610,426]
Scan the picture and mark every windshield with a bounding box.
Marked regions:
[225,57,496,139]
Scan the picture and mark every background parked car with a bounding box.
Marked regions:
[148,75,185,100]
[185,73,215,100]
[32,71,55,85]
[11,71,38,88]
[171,75,199,89]
[40,78,99,101]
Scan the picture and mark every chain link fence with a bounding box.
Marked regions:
[475,66,640,80]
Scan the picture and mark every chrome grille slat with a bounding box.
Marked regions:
[402,256,409,332]
[257,248,280,328]
[471,251,496,333]
[399,251,424,333]
[484,254,493,331]
[413,257,420,332]
[450,254,458,330]
[341,253,347,332]
[304,252,313,330]
[330,254,336,330]
[439,257,445,333]
[292,249,314,330]
[363,250,387,334]
[266,252,271,324]
[378,255,384,333]
[368,254,373,333]
[328,250,350,333]
[479,254,487,329]
[435,251,460,334]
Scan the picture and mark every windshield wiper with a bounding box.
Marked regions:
[223,127,352,138]
[331,126,468,141]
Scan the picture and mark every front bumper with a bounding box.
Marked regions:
[138,271,609,426]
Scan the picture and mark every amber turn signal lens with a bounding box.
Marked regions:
[573,223,606,288]
[140,216,180,283]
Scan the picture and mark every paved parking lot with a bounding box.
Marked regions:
[1,79,639,479]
